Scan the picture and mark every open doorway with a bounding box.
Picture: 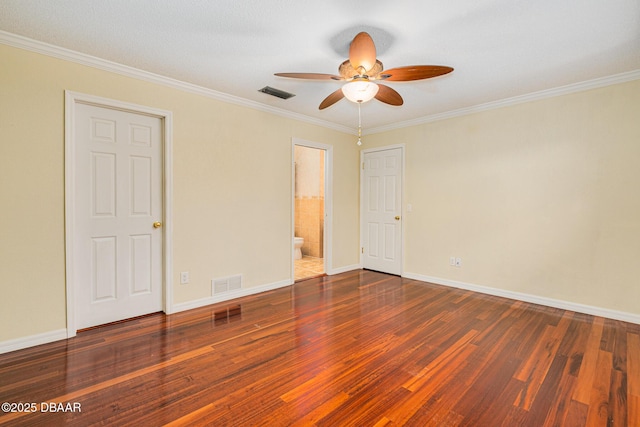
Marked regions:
[292,139,331,281]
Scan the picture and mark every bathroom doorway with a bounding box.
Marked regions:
[292,139,332,281]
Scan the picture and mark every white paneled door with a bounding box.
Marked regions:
[73,103,163,329]
[362,147,403,275]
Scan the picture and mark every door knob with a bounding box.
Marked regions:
[153,221,162,229]
[395,216,401,221]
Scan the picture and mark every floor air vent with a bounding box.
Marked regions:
[212,275,242,295]
[258,86,295,100]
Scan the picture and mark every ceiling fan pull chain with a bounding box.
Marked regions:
[357,102,363,146]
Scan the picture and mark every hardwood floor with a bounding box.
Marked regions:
[1,270,638,426]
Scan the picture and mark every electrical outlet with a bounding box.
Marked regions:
[180,271,189,284]
[450,256,456,266]
[455,258,462,267]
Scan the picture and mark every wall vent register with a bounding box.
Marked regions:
[212,275,242,295]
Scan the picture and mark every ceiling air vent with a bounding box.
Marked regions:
[259,86,295,100]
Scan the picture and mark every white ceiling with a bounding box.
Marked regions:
[1,0,639,132]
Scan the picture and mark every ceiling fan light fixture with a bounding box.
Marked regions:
[342,80,379,103]
[276,32,452,111]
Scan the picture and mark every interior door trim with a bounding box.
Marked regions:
[291,138,333,280]
[359,144,405,274]
[64,91,174,337]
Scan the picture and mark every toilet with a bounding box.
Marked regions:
[294,237,304,260]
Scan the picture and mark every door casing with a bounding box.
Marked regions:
[360,144,405,275]
[291,138,333,279]
[64,91,174,337]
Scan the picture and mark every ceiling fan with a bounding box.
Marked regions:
[275,32,453,110]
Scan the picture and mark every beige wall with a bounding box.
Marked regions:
[364,79,640,316]
[0,44,360,342]
[2,40,638,347]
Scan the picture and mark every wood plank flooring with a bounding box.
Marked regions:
[1,270,638,426]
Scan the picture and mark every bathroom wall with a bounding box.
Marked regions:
[294,146,325,258]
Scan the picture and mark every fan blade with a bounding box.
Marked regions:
[381,65,453,81]
[349,32,377,73]
[319,88,345,110]
[275,72,342,80]
[375,84,403,106]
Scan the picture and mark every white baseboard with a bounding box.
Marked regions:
[172,265,363,313]
[1,279,294,353]
[403,272,640,325]
[171,278,293,313]
[327,264,362,275]
[1,272,347,353]
[0,328,68,355]
[9,271,635,355]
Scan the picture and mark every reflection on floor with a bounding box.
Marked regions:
[294,256,324,281]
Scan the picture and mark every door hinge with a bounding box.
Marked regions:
[361,247,364,254]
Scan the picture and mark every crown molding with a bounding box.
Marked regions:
[0,30,354,134]
[366,69,640,135]
[3,30,638,137]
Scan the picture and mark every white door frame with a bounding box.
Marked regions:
[291,138,333,279]
[64,91,174,337]
[360,144,405,274]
